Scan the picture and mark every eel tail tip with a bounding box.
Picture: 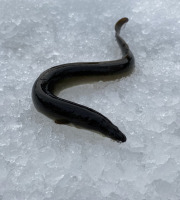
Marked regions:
[115,17,129,35]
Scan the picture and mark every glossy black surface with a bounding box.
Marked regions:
[32,18,134,142]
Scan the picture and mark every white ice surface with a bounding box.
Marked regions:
[0,0,180,199]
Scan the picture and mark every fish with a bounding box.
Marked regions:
[32,17,134,142]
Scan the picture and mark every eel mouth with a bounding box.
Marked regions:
[106,125,127,143]
[113,130,127,143]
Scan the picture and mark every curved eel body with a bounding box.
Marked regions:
[32,18,134,142]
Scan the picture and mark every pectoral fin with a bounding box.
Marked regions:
[55,119,70,124]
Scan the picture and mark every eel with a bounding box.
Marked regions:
[32,17,134,142]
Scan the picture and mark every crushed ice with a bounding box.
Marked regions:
[0,0,180,199]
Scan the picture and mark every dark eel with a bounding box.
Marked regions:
[32,18,134,142]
